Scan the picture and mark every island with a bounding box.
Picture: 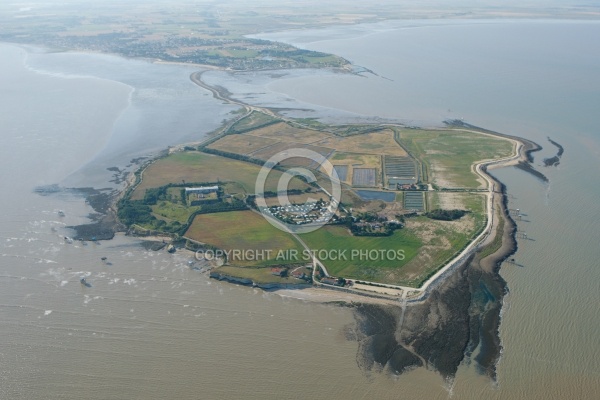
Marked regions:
[116,78,537,300]
[111,71,544,379]
[8,0,557,381]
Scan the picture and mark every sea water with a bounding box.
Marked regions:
[1,19,600,399]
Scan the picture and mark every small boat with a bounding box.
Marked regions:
[80,278,91,287]
[64,236,73,244]
[57,210,65,217]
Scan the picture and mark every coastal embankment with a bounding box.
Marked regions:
[347,175,520,380]
[543,137,565,167]
[445,119,547,181]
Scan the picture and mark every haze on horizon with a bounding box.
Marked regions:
[2,0,599,18]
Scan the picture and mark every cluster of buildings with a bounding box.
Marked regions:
[397,183,419,190]
[261,201,335,225]
[185,186,219,202]
[185,186,219,194]
[271,266,312,282]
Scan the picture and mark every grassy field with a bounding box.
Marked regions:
[131,151,310,200]
[299,225,422,283]
[339,189,367,208]
[397,192,487,286]
[214,266,311,285]
[246,121,330,143]
[207,49,260,59]
[152,202,200,223]
[185,211,305,267]
[249,142,334,166]
[432,193,488,238]
[330,152,381,168]
[427,192,486,215]
[314,129,407,156]
[264,193,326,206]
[398,215,483,287]
[229,111,277,133]
[297,192,488,287]
[397,129,513,188]
[207,134,277,155]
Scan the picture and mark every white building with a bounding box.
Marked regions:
[185,186,219,194]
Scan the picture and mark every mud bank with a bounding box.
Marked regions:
[66,187,122,241]
[34,184,122,240]
[345,177,518,381]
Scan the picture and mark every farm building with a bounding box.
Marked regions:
[185,186,219,194]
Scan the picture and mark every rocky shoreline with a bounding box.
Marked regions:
[345,176,519,380]
[543,137,564,167]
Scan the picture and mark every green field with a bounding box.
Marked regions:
[152,202,200,223]
[229,111,277,133]
[298,54,342,65]
[215,266,311,285]
[206,49,260,59]
[132,151,309,200]
[397,129,513,188]
[402,215,485,287]
[185,211,305,267]
[397,193,488,286]
[300,225,422,283]
[427,192,486,217]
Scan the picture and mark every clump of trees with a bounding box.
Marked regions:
[343,212,403,237]
[260,189,305,198]
[143,186,167,205]
[117,200,155,226]
[349,221,402,237]
[425,209,469,221]
[117,198,185,234]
